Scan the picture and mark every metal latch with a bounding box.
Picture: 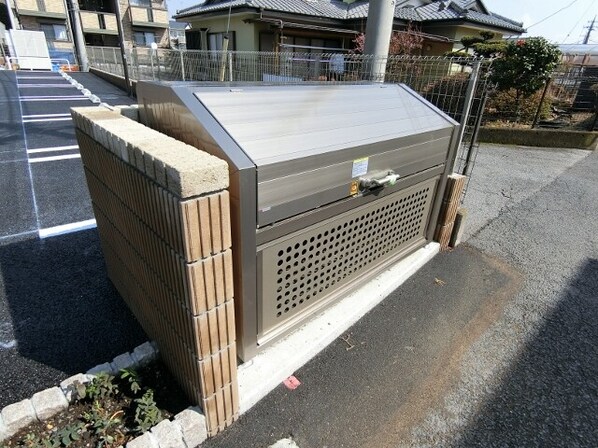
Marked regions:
[359,171,400,191]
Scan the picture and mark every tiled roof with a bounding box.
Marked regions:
[175,0,525,33]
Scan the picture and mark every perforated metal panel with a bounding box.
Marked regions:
[258,178,438,341]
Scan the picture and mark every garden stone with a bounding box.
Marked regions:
[87,362,114,375]
[126,431,160,448]
[31,387,69,421]
[132,341,156,367]
[151,419,186,448]
[1,399,36,436]
[174,407,207,447]
[111,352,135,372]
[60,373,92,403]
[0,415,9,442]
[269,439,300,448]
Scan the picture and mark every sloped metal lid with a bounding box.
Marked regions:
[193,84,455,167]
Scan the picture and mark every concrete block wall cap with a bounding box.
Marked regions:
[31,387,69,421]
[150,419,186,448]
[0,399,36,436]
[126,430,160,448]
[174,407,207,448]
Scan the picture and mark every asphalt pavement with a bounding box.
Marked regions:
[0,70,144,409]
[0,71,596,447]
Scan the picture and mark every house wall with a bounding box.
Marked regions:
[187,14,258,51]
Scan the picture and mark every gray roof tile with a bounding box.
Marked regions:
[176,0,524,33]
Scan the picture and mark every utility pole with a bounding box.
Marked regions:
[114,0,132,96]
[363,0,395,81]
[66,0,89,71]
[583,16,596,44]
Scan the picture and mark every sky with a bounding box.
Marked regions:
[485,0,598,44]
[167,0,598,45]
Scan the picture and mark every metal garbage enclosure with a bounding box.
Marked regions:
[136,83,459,361]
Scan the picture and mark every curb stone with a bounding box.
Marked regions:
[0,341,205,445]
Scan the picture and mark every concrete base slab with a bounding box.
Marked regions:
[237,242,439,414]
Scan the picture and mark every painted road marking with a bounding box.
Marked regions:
[20,96,88,102]
[23,113,71,118]
[18,84,74,88]
[23,117,72,123]
[39,219,97,238]
[29,154,81,163]
[27,145,78,154]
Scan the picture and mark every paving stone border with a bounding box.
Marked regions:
[0,341,209,447]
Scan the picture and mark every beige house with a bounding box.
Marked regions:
[175,0,524,54]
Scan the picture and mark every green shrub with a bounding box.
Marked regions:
[485,88,553,124]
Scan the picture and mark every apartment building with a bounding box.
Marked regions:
[4,0,170,59]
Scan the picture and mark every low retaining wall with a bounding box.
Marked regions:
[71,106,238,436]
[478,127,598,150]
[89,67,137,96]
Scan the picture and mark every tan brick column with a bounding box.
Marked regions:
[71,107,238,435]
[434,173,466,251]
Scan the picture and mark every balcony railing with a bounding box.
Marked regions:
[129,5,168,27]
[15,0,66,18]
[80,11,118,35]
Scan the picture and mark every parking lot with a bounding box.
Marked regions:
[0,70,132,241]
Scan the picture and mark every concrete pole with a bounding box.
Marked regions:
[5,0,20,30]
[114,0,132,96]
[363,0,396,82]
[66,0,89,71]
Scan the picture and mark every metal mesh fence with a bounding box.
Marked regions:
[482,61,598,131]
[87,47,492,198]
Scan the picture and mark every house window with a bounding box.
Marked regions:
[208,32,235,51]
[130,0,151,6]
[133,31,156,46]
[40,24,68,41]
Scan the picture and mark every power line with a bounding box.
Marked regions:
[527,0,582,29]
[562,0,596,43]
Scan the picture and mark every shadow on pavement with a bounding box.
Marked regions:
[0,230,147,408]
[452,258,598,448]
[203,245,523,448]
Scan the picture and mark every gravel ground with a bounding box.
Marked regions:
[400,145,598,447]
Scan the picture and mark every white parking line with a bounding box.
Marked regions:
[23,117,72,123]
[17,76,63,80]
[20,96,88,102]
[29,154,81,163]
[39,219,97,238]
[27,144,78,154]
[23,113,71,119]
[19,84,74,88]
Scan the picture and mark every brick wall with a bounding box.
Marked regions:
[71,107,239,436]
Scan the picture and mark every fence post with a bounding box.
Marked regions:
[448,60,480,172]
[180,49,186,81]
[150,50,156,81]
[531,77,551,129]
